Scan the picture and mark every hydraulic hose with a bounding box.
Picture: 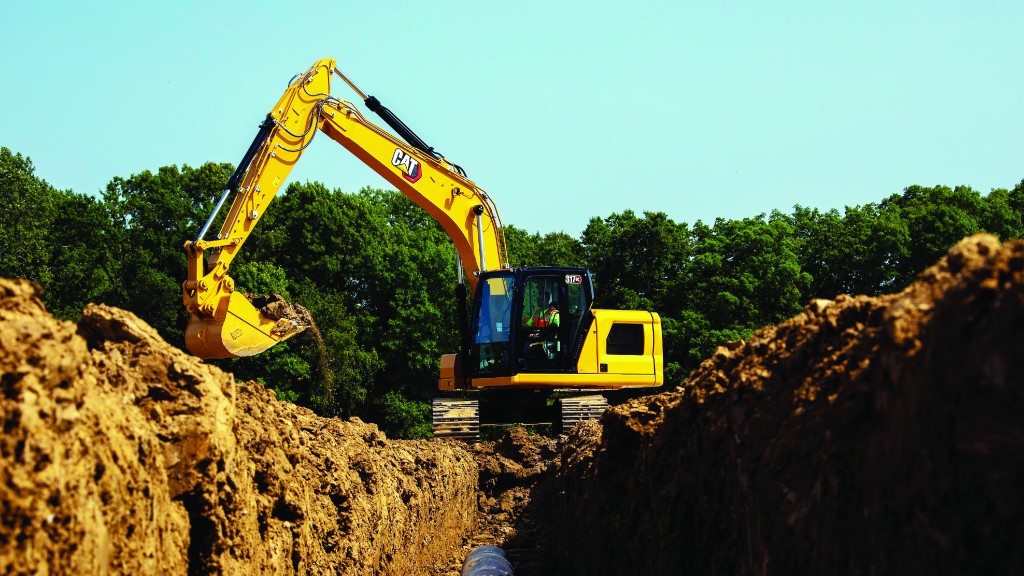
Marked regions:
[196,115,275,242]
[461,545,514,576]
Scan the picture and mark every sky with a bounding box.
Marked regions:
[2,1,1022,236]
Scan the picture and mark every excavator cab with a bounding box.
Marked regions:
[433,266,662,438]
[470,268,593,378]
[454,266,662,390]
[450,264,659,389]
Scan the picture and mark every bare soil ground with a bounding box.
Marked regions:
[431,429,559,575]
[0,281,476,575]
[550,234,1024,575]
[2,233,1021,575]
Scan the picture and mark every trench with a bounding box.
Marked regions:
[3,235,1023,575]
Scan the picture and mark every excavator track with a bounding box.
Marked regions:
[559,395,608,432]
[432,398,480,441]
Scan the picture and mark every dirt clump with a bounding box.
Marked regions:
[551,234,1024,575]
[246,292,312,338]
[0,279,477,575]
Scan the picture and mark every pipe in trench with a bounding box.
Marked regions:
[461,545,514,576]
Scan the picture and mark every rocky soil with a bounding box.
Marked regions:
[0,280,476,575]
[2,233,1022,575]
[551,234,1024,575]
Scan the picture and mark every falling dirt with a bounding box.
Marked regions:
[248,292,335,410]
[2,233,1022,575]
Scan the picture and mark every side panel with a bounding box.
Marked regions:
[592,309,659,376]
[587,309,662,385]
[469,309,663,391]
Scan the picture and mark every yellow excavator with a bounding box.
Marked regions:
[182,58,663,438]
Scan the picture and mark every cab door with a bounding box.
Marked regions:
[515,271,592,373]
[469,274,515,376]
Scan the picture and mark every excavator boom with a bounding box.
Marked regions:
[181,58,663,439]
[183,58,508,358]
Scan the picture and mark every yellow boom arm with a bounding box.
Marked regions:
[183,58,509,358]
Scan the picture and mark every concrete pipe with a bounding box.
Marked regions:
[461,545,514,576]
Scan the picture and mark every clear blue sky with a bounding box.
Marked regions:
[2,1,1021,235]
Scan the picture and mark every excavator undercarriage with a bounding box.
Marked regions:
[432,393,610,441]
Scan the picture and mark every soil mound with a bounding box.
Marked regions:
[5,232,1021,575]
[552,234,1024,575]
[0,280,477,575]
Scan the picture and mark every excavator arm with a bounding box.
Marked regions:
[183,58,509,358]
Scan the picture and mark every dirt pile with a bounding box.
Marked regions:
[5,232,1021,575]
[0,279,477,575]
[247,293,312,338]
[552,234,1024,575]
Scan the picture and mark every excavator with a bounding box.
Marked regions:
[182,58,663,439]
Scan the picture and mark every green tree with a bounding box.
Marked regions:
[372,392,433,439]
[44,191,121,319]
[581,210,690,381]
[102,162,234,342]
[366,189,459,432]
[0,148,56,286]
[505,226,585,268]
[676,213,810,368]
[976,182,1024,241]
[881,185,984,287]
[537,231,585,267]
[0,148,118,319]
[582,210,690,314]
[790,203,909,298]
[504,225,541,267]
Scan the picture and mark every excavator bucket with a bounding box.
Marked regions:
[185,292,308,359]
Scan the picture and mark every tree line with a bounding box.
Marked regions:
[2,146,1021,437]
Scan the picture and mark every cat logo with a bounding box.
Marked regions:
[391,149,422,183]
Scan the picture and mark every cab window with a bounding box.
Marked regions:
[606,323,644,355]
[473,276,514,374]
[518,276,563,370]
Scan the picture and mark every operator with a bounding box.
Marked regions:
[523,296,560,362]
[526,298,559,332]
